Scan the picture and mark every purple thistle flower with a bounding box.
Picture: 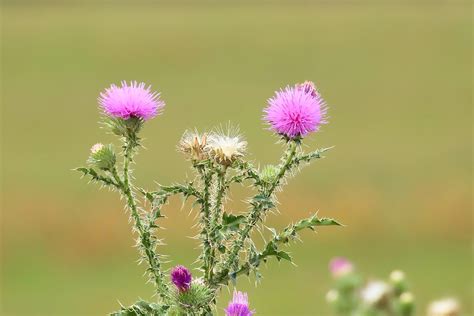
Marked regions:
[225,291,254,316]
[98,81,164,120]
[329,257,354,278]
[170,265,192,292]
[263,81,327,139]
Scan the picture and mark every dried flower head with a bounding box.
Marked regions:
[225,291,254,316]
[360,281,390,306]
[178,130,209,161]
[171,265,192,292]
[427,298,460,316]
[264,81,327,139]
[207,128,247,166]
[329,257,354,278]
[99,81,164,120]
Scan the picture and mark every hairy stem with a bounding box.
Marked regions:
[208,166,228,281]
[197,165,214,282]
[121,139,169,301]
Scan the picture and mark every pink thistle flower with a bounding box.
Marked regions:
[170,265,192,292]
[329,257,354,278]
[264,81,327,139]
[225,291,254,316]
[98,81,164,120]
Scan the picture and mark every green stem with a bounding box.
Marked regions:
[208,166,227,281]
[197,165,214,282]
[121,140,169,302]
[212,141,298,286]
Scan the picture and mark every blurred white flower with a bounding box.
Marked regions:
[360,281,390,306]
[427,298,460,316]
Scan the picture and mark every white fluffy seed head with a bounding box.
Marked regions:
[207,128,247,166]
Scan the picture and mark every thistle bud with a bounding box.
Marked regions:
[88,143,116,171]
[398,292,415,316]
[325,289,340,304]
[329,257,354,278]
[171,265,192,292]
[390,270,407,294]
[260,165,279,184]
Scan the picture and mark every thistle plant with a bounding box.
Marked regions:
[326,258,416,316]
[76,80,340,315]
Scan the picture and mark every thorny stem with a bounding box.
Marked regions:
[197,164,214,282]
[208,165,228,281]
[120,139,169,302]
[212,141,298,286]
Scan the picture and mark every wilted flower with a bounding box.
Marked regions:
[225,291,254,316]
[329,257,354,278]
[171,265,192,292]
[99,81,164,120]
[88,143,116,171]
[264,81,327,139]
[427,298,460,316]
[178,130,209,161]
[207,131,247,166]
[360,281,390,306]
[297,80,318,97]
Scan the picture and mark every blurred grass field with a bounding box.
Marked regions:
[1,1,472,315]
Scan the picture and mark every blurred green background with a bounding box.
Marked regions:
[1,1,472,315]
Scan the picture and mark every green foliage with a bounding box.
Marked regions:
[111,300,170,316]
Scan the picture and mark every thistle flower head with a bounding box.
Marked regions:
[427,298,460,316]
[99,81,164,121]
[178,130,209,161]
[360,281,390,306]
[207,128,247,166]
[171,265,192,292]
[264,81,327,139]
[329,257,354,278]
[225,291,254,316]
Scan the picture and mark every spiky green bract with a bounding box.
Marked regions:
[259,164,279,185]
[104,116,143,146]
[88,144,116,171]
[170,281,214,315]
[110,301,170,316]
